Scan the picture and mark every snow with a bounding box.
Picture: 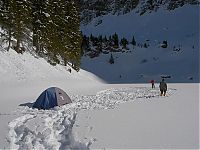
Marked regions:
[0,4,199,150]
[0,48,199,149]
[81,5,199,42]
[81,5,199,83]
[74,83,199,149]
[1,69,199,149]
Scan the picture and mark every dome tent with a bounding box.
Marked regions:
[33,87,72,109]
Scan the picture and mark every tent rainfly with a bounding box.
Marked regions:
[33,87,72,109]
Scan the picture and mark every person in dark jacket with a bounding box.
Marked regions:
[159,79,167,96]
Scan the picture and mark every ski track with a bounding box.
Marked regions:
[8,87,176,149]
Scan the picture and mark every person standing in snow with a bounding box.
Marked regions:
[150,79,155,89]
[159,78,167,96]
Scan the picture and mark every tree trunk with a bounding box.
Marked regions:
[7,29,11,51]
[33,33,40,53]
[15,38,21,53]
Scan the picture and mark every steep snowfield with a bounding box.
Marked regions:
[0,49,103,84]
[81,5,199,83]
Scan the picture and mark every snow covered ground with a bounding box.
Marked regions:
[0,3,199,149]
[74,83,199,149]
[0,49,199,149]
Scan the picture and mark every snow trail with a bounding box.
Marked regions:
[8,87,176,149]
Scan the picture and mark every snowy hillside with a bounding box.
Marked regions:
[79,0,199,25]
[0,48,103,84]
[0,42,199,149]
[81,5,199,83]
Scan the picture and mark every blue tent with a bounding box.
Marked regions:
[33,87,72,109]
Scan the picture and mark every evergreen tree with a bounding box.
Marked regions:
[120,37,129,49]
[32,0,82,71]
[0,0,82,71]
[0,0,13,51]
[131,35,136,46]
[103,35,108,42]
[98,35,103,43]
[0,0,32,52]
[81,35,89,53]
[90,34,94,42]
[10,0,31,53]
[112,32,119,48]
[144,43,148,48]
[31,0,48,54]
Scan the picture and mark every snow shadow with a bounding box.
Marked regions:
[19,102,34,108]
[80,67,199,84]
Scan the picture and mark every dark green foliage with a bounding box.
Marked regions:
[98,35,103,43]
[81,35,90,53]
[103,35,108,42]
[90,34,94,42]
[0,0,82,71]
[120,37,129,49]
[82,33,134,58]
[112,32,119,48]
[31,0,47,54]
[0,0,32,52]
[131,35,136,46]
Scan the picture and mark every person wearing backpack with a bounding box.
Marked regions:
[159,79,167,96]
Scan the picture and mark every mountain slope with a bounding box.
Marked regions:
[80,5,199,83]
[79,0,199,25]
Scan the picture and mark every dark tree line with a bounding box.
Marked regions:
[81,32,172,60]
[81,33,137,57]
[0,0,82,71]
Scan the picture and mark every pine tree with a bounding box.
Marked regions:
[131,35,136,46]
[0,0,31,52]
[31,0,48,54]
[120,37,129,49]
[144,43,148,48]
[0,0,82,71]
[103,35,108,42]
[0,0,13,51]
[90,34,94,42]
[10,0,31,53]
[112,32,119,48]
[81,35,89,53]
